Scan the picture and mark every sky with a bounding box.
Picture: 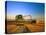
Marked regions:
[6,1,44,19]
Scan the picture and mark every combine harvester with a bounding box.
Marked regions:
[14,15,36,33]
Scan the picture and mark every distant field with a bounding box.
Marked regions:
[5,20,45,34]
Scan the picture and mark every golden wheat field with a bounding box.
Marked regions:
[6,19,45,34]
